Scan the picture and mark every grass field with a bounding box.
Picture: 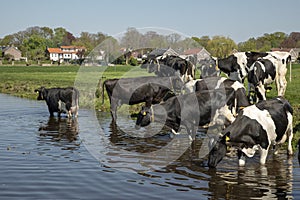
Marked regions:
[0,64,300,148]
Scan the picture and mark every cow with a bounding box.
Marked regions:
[198,57,220,78]
[247,52,291,101]
[35,87,79,118]
[142,55,195,83]
[247,58,276,101]
[135,86,250,140]
[215,52,268,83]
[102,76,183,121]
[184,76,247,106]
[267,51,291,96]
[208,97,293,168]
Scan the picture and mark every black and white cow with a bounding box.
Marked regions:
[266,51,291,96]
[35,87,79,118]
[247,52,292,101]
[198,57,220,78]
[215,52,268,83]
[142,55,195,83]
[102,76,183,121]
[215,51,291,88]
[135,86,250,139]
[247,58,276,101]
[208,97,293,168]
[184,76,248,113]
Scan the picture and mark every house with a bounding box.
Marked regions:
[2,46,22,61]
[181,47,211,63]
[46,46,86,63]
[271,48,299,62]
[147,47,179,59]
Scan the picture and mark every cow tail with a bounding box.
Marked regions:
[102,80,106,105]
[284,100,293,115]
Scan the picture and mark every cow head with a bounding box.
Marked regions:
[141,57,158,73]
[199,57,219,78]
[245,51,269,67]
[135,106,152,129]
[34,87,48,101]
[208,133,229,168]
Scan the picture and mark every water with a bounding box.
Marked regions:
[0,93,299,199]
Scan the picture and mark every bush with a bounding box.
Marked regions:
[129,57,138,66]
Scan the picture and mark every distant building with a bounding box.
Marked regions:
[181,47,211,62]
[2,46,22,61]
[271,48,299,62]
[147,47,180,59]
[46,46,86,62]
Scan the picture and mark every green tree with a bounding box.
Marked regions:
[53,27,67,47]
[192,36,210,48]
[207,36,237,58]
[238,37,257,52]
[22,34,49,61]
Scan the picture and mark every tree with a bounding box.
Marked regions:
[22,34,49,61]
[192,36,210,48]
[281,32,300,48]
[62,32,76,46]
[53,27,67,47]
[238,37,257,52]
[206,36,237,58]
[121,27,142,49]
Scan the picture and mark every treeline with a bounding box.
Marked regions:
[1,26,300,62]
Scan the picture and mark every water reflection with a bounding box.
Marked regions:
[99,112,295,199]
[37,117,80,154]
[39,117,79,142]
[108,122,171,153]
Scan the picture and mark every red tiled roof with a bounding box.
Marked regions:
[182,48,203,55]
[47,48,63,53]
[271,48,292,52]
[60,45,86,50]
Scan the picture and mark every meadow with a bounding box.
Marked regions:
[0,64,300,148]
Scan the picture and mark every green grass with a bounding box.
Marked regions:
[0,64,300,149]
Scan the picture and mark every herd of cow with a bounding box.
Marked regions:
[35,50,294,168]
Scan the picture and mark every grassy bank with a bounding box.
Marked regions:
[1,64,300,149]
[0,65,152,111]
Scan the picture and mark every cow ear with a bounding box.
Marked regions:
[222,132,230,143]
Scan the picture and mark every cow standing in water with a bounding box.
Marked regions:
[208,97,293,168]
[102,76,183,121]
[135,86,250,140]
[35,87,79,118]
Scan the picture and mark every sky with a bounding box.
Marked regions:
[1,0,300,43]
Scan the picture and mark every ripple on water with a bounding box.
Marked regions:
[0,94,299,199]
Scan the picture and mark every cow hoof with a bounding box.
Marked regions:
[135,125,141,130]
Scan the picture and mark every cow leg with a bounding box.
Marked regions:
[256,84,266,101]
[75,106,79,117]
[110,106,117,122]
[48,108,55,117]
[68,110,72,118]
[287,127,293,156]
[259,146,269,165]
[276,67,287,96]
[238,150,246,167]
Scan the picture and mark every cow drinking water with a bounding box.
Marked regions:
[135,86,250,140]
[208,97,293,168]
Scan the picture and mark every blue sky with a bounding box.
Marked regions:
[1,0,300,43]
